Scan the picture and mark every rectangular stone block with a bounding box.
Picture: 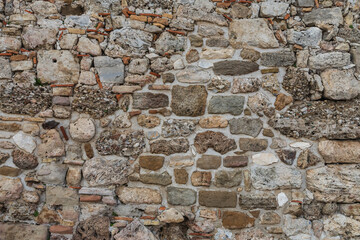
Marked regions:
[199,191,237,208]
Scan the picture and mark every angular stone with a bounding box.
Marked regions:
[318,140,360,164]
[201,48,235,60]
[239,192,277,209]
[0,58,12,80]
[116,187,162,204]
[53,105,71,118]
[162,119,197,138]
[74,216,110,240]
[0,223,48,240]
[323,214,360,238]
[38,129,65,158]
[12,149,38,170]
[194,131,237,154]
[207,77,231,93]
[10,60,33,71]
[22,26,57,50]
[37,163,67,185]
[96,129,145,158]
[199,191,237,208]
[115,219,156,240]
[321,69,360,100]
[231,77,261,93]
[176,67,211,83]
[206,37,229,48]
[37,50,79,84]
[155,31,186,55]
[239,138,268,152]
[70,117,96,142]
[189,34,203,47]
[309,52,351,70]
[303,7,343,26]
[105,28,152,57]
[150,138,189,155]
[283,215,312,238]
[231,3,252,18]
[0,37,22,52]
[94,56,125,84]
[174,169,188,184]
[137,115,161,128]
[224,156,248,168]
[229,19,279,49]
[0,177,23,202]
[139,155,164,171]
[260,2,289,17]
[197,155,221,169]
[191,171,212,187]
[133,92,169,110]
[252,153,279,166]
[260,50,296,67]
[251,165,302,190]
[167,187,196,206]
[213,60,259,76]
[171,85,207,117]
[287,27,322,47]
[276,149,296,165]
[83,158,129,186]
[12,131,36,153]
[176,5,227,26]
[274,93,293,110]
[46,186,79,206]
[140,172,172,186]
[215,170,242,188]
[113,113,131,128]
[229,118,263,137]
[199,116,228,128]
[60,34,78,50]
[223,211,255,229]
[208,96,245,115]
[0,152,10,164]
[77,37,102,56]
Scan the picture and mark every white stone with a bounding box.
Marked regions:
[77,37,102,56]
[173,59,185,70]
[260,2,289,17]
[201,48,235,60]
[158,208,184,223]
[59,34,78,50]
[0,58,12,79]
[12,131,36,153]
[252,153,278,166]
[10,60,33,71]
[287,27,322,47]
[176,67,211,83]
[289,142,311,150]
[79,71,97,85]
[70,118,96,142]
[277,192,289,207]
[283,215,312,237]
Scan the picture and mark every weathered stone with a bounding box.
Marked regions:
[174,169,188,184]
[70,117,96,142]
[260,50,296,67]
[251,165,302,190]
[340,204,360,216]
[224,156,248,168]
[206,37,229,48]
[0,223,48,240]
[229,118,263,137]
[37,163,67,185]
[194,131,237,154]
[303,7,343,26]
[186,49,200,63]
[176,67,211,83]
[321,69,360,100]
[37,50,79,84]
[222,211,255,229]
[96,130,145,158]
[283,215,312,237]
[0,152,10,164]
[0,37,22,52]
[191,171,212,187]
[66,167,81,187]
[252,153,279,166]
[199,191,237,208]
[231,3,252,18]
[287,27,322,47]
[207,77,231,93]
[74,216,110,240]
[77,37,102,56]
[239,192,277,209]
[94,56,124,84]
[167,187,196,206]
[38,129,65,158]
[137,115,161,128]
[155,32,186,55]
[0,122,20,132]
[0,177,23,202]
[297,0,314,7]
[323,214,360,238]
[189,34,203,47]
[113,113,131,128]
[133,92,169,110]
[9,14,37,25]
[276,149,296,165]
[231,77,261,93]
[53,105,71,118]
[176,5,227,26]
[208,96,245,115]
[0,58,12,80]
[169,155,194,167]
[162,119,197,138]
[282,67,316,101]
[162,72,175,83]
[307,165,360,203]
[309,52,351,70]
[12,149,38,170]
[169,17,195,31]
[213,60,259,76]
[140,172,172,186]
[116,187,162,204]
[12,131,36,154]
[139,155,164,171]
[197,155,221,169]
[0,166,21,177]
[83,157,129,186]
[215,170,242,188]
[260,212,281,225]
[129,58,149,74]
[150,138,189,155]
[274,93,293,110]
[229,19,279,48]
[158,208,184,223]
[297,149,321,169]
[46,186,79,206]
[171,85,207,116]
[260,2,288,17]
[199,116,228,128]
[201,48,235,60]
[239,138,268,152]
[114,219,156,240]
[303,201,324,220]
[318,140,360,164]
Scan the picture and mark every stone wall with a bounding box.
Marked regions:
[0,0,360,239]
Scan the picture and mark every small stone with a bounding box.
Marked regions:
[12,131,36,153]
[260,2,289,17]
[0,37,22,52]
[191,171,212,186]
[116,187,162,204]
[260,212,281,225]
[247,93,271,116]
[79,71,97,85]
[139,155,164,171]
[171,85,207,117]
[133,92,169,110]
[189,35,203,47]
[276,149,296,165]
[140,172,172,186]
[137,115,161,128]
[74,216,110,240]
[229,118,263,137]
[162,72,175,83]
[22,27,58,50]
[197,155,221,169]
[22,191,40,203]
[201,48,235,60]
[198,22,224,37]
[215,170,242,188]
[10,60,33,71]
[60,34,78,50]
[287,27,322,47]
[38,129,65,158]
[176,67,211,83]
[37,163,67,185]
[290,142,311,149]
[66,167,82,187]
[12,149,38,169]
[0,122,21,132]
[83,143,94,159]
[46,186,78,206]
[309,52,351,70]
[206,37,229,47]
[224,156,248,168]
[174,169,188,184]
[167,187,196,206]
[194,131,237,154]
[261,74,280,95]
[150,138,189,155]
[169,155,194,167]
[70,117,96,142]
[0,166,21,177]
[277,192,289,207]
[239,192,277,209]
[155,31,186,55]
[0,58,11,80]
[260,50,296,67]
[231,77,261,93]
[275,93,293,110]
[199,191,237,208]
[0,152,10,164]
[222,211,255,229]
[213,60,259,76]
[252,153,278,166]
[53,105,71,118]
[239,138,268,152]
[231,3,252,18]
[262,129,274,137]
[207,77,231,93]
[158,208,184,223]
[129,58,149,74]
[186,49,200,63]
[94,56,124,84]
[113,113,132,128]
[199,116,228,128]
[208,96,245,115]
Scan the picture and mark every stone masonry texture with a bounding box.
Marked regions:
[0,0,360,239]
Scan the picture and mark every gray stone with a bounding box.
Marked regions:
[323,214,360,238]
[251,165,302,190]
[189,35,203,47]
[351,46,360,73]
[94,56,124,84]
[239,138,268,152]
[297,0,314,7]
[37,129,65,158]
[309,52,351,70]
[176,67,211,83]
[129,58,149,74]
[321,69,360,100]
[83,157,130,186]
[208,96,245,115]
[0,223,48,240]
[176,5,228,26]
[22,26,57,50]
[239,192,277,209]
[230,3,252,18]
[206,37,229,48]
[140,172,172,186]
[213,60,259,76]
[46,186,79,206]
[171,85,207,117]
[229,19,279,49]
[214,170,242,188]
[283,215,312,237]
[12,131,36,154]
[169,17,195,31]
[338,27,360,44]
[167,187,197,206]
[287,27,322,47]
[77,37,102,56]
[260,2,289,17]
[229,118,263,137]
[115,219,157,240]
[37,163,67,185]
[155,31,186,55]
[0,177,23,202]
[231,78,261,93]
[0,58,12,79]
[162,119,197,138]
[198,22,224,37]
[133,92,169,109]
[260,50,296,67]
[303,7,343,26]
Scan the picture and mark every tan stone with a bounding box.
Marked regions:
[191,171,212,186]
[116,187,162,204]
[137,115,161,128]
[199,116,228,128]
[222,211,255,229]
[318,140,360,163]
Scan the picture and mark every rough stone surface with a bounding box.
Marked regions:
[133,92,169,110]
[74,216,110,240]
[38,129,65,158]
[199,191,237,208]
[116,187,162,204]
[229,118,262,137]
[213,60,259,76]
[150,138,189,155]
[194,131,237,154]
[171,85,207,117]
[208,96,245,115]
[318,140,360,164]
[167,187,197,206]
[162,119,197,138]
[70,117,96,142]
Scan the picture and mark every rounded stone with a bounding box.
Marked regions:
[70,117,96,142]
[12,149,38,170]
